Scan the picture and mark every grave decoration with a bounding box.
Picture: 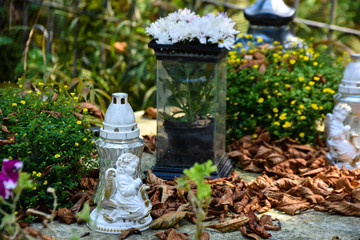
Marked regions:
[89,93,151,233]
[326,53,360,168]
[146,9,239,179]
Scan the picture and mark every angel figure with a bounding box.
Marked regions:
[100,153,151,223]
[325,102,360,163]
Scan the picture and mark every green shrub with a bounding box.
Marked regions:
[0,85,96,209]
[226,39,347,145]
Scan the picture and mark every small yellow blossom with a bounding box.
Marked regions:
[299,132,305,138]
[304,56,309,61]
[313,76,320,81]
[253,64,259,69]
[273,108,279,113]
[60,130,63,133]
[28,90,33,94]
[267,115,272,119]
[279,113,287,120]
[300,116,306,120]
[38,82,44,86]
[299,104,305,109]
[291,100,296,105]
[36,172,42,177]
[273,41,280,45]
[282,121,292,128]
[64,85,68,89]
[313,62,318,66]
[309,81,315,86]
[250,114,254,118]
[12,103,17,106]
[74,97,78,100]
[250,76,255,80]
[311,103,319,110]
[21,100,26,105]
[19,85,23,88]
[83,138,88,141]
[298,77,304,82]
[76,120,82,125]
[55,154,61,158]
[274,121,280,126]
[258,98,264,103]
[289,59,296,65]
[253,134,258,139]
[83,108,88,113]
[32,186,37,190]
[305,86,311,90]
[36,92,41,95]
[75,142,79,147]
[32,171,36,175]
[44,180,48,185]
[70,92,75,96]
[297,110,302,115]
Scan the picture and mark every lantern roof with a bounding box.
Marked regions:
[244,0,295,26]
[100,93,140,140]
[338,54,360,95]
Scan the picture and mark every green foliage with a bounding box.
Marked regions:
[161,62,216,124]
[176,160,217,240]
[226,40,346,145]
[0,85,96,209]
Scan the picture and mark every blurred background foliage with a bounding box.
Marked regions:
[0,0,359,114]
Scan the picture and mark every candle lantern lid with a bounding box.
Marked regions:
[338,54,360,95]
[244,0,295,26]
[100,93,140,140]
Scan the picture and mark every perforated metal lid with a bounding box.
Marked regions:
[338,54,360,95]
[100,93,140,140]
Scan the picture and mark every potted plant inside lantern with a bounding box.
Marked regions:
[147,9,239,179]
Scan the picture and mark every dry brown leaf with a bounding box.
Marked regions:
[150,211,187,229]
[80,178,97,190]
[254,146,273,159]
[259,215,281,231]
[56,208,75,224]
[119,227,141,239]
[248,210,272,238]
[324,201,360,217]
[158,185,175,203]
[215,187,233,207]
[153,228,189,240]
[239,226,263,240]
[275,194,311,215]
[205,216,249,232]
[80,102,104,121]
[71,191,90,213]
[0,133,16,146]
[143,106,157,119]
[147,169,166,184]
[1,124,10,133]
[199,231,210,240]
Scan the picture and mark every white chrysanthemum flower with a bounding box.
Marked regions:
[146,9,239,48]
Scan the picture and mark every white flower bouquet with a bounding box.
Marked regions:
[146,9,239,50]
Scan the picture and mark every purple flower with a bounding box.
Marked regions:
[0,159,23,199]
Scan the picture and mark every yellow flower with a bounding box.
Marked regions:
[44,180,48,185]
[274,121,280,126]
[250,76,255,80]
[64,85,68,89]
[297,110,302,115]
[311,103,319,110]
[313,62,318,66]
[323,45,328,49]
[299,104,305,109]
[233,102,238,106]
[60,130,63,133]
[76,120,82,125]
[273,41,280,45]
[258,97,264,103]
[282,121,292,128]
[83,138,88,141]
[70,92,75,96]
[74,97,78,100]
[256,36,263,43]
[309,81,315,86]
[55,154,61,158]
[267,115,272,119]
[36,172,42,177]
[12,103,17,106]
[253,134,258,139]
[253,64,259,69]
[304,56,309,61]
[300,116,306,120]
[21,100,26,105]
[19,85,23,88]
[291,100,296,105]
[273,108,279,113]
[299,132,305,138]
[38,82,44,86]
[75,142,79,147]
[313,76,320,81]
[305,86,311,90]
[28,90,33,94]
[250,114,254,118]
[298,77,304,82]
[36,92,41,95]
[83,108,88,113]
[289,59,296,65]
[32,171,36,175]
[279,113,287,120]
[32,186,37,190]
